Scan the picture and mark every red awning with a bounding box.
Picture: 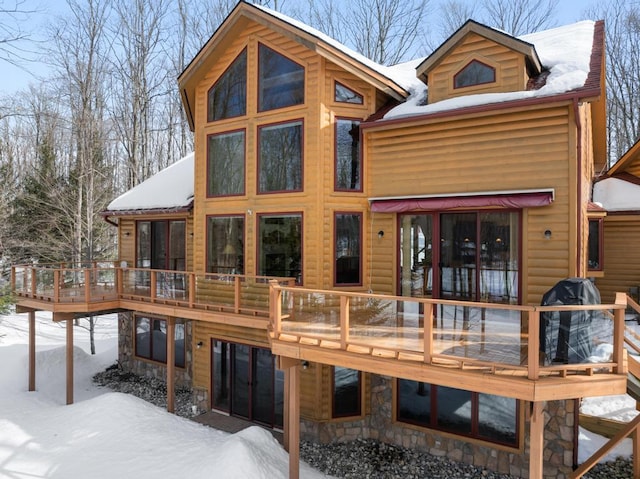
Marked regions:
[370,190,554,213]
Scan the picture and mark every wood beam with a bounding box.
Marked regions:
[66,318,74,405]
[529,401,545,479]
[167,317,176,414]
[286,363,300,479]
[28,310,35,392]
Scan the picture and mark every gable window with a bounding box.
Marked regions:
[335,81,363,104]
[207,215,244,274]
[258,43,304,111]
[332,367,361,417]
[335,118,361,191]
[588,218,603,271]
[335,212,362,285]
[137,220,185,271]
[397,380,518,447]
[207,130,245,197]
[208,49,247,121]
[454,60,495,89]
[135,316,185,368]
[258,214,302,283]
[258,120,303,193]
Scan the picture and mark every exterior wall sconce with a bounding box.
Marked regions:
[123,231,130,237]
[302,360,309,370]
[196,341,203,349]
[544,229,552,240]
[377,230,384,238]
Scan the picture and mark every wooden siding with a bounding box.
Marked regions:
[118,219,136,265]
[365,103,578,304]
[596,215,640,303]
[428,32,527,104]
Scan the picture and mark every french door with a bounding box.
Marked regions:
[399,211,520,304]
[212,340,284,428]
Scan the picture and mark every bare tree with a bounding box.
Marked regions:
[480,0,559,36]
[0,0,39,67]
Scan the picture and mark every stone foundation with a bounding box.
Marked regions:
[301,374,576,479]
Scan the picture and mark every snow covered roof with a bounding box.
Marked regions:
[105,152,194,213]
[384,20,599,120]
[593,177,640,212]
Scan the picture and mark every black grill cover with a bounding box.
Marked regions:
[539,278,601,364]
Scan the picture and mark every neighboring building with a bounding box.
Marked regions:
[15,3,632,479]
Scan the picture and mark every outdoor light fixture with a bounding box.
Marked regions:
[302,360,309,370]
[544,229,552,239]
[196,341,203,349]
[378,230,384,238]
[123,231,130,237]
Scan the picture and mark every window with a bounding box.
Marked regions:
[208,49,247,121]
[258,214,302,282]
[335,81,363,104]
[137,220,185,270]
[454,60,495,89]
[335,213,362,285]
[397,380,518,447]
[588,218,603,271]
[258,43,304,111]
[258,121,303,193]
[335,119,361,191]
[207,130,245,197]
[207,215,244,274]
[332,367,361,417]
[135,316,185,368]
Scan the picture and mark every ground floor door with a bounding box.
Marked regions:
[211,340,284,428]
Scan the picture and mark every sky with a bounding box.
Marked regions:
[0,0,596,96]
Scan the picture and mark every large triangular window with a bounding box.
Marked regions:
[258,43,304,111]
[454,60,495,89]
[208,49,247,122]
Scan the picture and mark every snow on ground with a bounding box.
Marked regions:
[0,311,331,479]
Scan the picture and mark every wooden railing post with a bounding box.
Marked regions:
[340,295,350,350]
[10,266,16,293]
[189,274,196,308]
[528,309,540,380]
[424,302,433,364]
[613,293,627,375]
[30,267,36,297]
[116,268,123,297]
[270,280,283,335]
[234,276,241,314]
[84,268,91,303]
[53,270,60,303]
[150,270,157,301]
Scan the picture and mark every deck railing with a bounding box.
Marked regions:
[11,264,295,317]
[269,284,628,380]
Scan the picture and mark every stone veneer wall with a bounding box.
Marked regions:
[300,374,576,479]
[117,311,193,388]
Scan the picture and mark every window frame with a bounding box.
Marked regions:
[207,48,247,122]
[334,80,364,105]
[587,217,604,273]
[206,214,245,274]
[206,128,246,198]
[334,212,363,286]
[396,380,520,448]
[331,366,362,418]
[134,315,186,368]
[136,219,186,271]
[257,119,304,195]
[257,212,303,284]
[334,117,363,192]
[257,42,305,112]
[453,59,496,89]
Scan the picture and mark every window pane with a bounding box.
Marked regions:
[258,122,302,193]
[152,319,167,363]
[137,222,150,268]
[335,119,361,190]
[208,49,246,121]
[588,219,601,270]
[208,131,245,196]
[151,221,167,269]
[436,385,472,434]
[335,82,363,104]
[207,216,244,274]
[175,323,185,368]
[258,43,304,111]
[335,213,361,285]
[332,367,360,417]
[454,60,495,88]
[479,212,519,304]
[399,215,433,298]
[213,340,231,412]
[478,393,517,445]
[135,317,151,359]
[258,215,302,282]
[397,379,431,425]
[252,348,275,425]
[440,213,477,301]
[274,368,284,428]
[169,221,185,271]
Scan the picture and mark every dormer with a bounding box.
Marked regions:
[416,20,543,104]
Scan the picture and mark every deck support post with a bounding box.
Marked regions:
[66,318,74,405]
[28,310,36,391]
[634,428,640,479]
[278,356,300,479]
[167,316,176,413]
[529,401,545,478]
